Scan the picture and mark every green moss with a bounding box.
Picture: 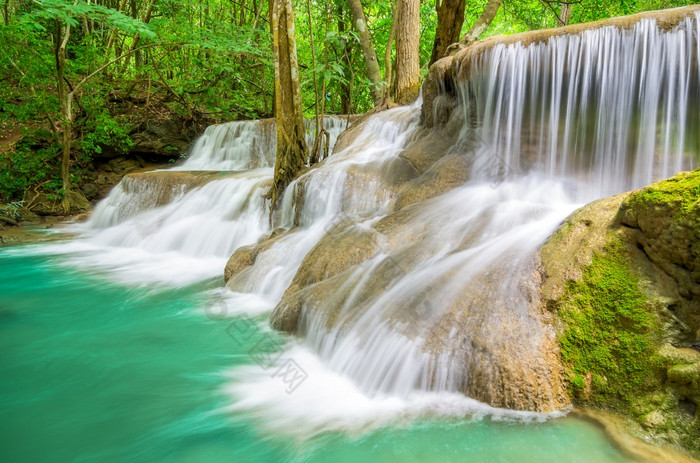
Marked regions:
[558,239,660,408]
[624,168,700,220]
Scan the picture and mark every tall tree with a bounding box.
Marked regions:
[558,3,573,25]
[383,0,398,104]
[346,0,383,106]
[270,0,308,206]
[25,0,155,212]
[55,14,72,211]
[394,0,419,104]
[429,0,465,67]
[337,8,353,113]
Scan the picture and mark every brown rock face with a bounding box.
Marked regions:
[122,171,218,207]
[281,222,380,297]
[394,152,469,211]
[126,119,203,159]
[224,245,259,283]
[97,171,234,226]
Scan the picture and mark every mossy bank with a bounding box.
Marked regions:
[539,169,700,458]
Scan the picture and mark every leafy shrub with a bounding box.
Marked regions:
[0,131,61,202]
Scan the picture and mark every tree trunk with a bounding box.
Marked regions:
[453,0,502,51]
[60,95,73,213]
[270,0,308,207]
[55,20,73,213]
[119,0,156,74]
[338,11,352,114]
[382,0,398,104]
[394,0,420,105]
[429,0,465,66]
[346,0,383,106]
[3,0,10,26]
[305,0,322,164]
[559,3,572,26]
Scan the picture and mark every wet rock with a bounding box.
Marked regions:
[398,126,458,174]
[26,190,92,216]
[120,171,216,208]
[272,182,571,412]
[421,57,456,128]
[281,222,380,298]
[393,153,470,211]
[224,245,259,283]
[329,116,367,154]
[539,194,627,301]
[270,272,348,333]
[226,230,290,292]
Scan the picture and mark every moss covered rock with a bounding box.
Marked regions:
[620,169,700,320]
[539,169,700,457]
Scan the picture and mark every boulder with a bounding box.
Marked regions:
[25,190,92,216]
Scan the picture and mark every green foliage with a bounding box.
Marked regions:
[558,239,660,407]
[570,374,586,394]
[22,0,155,38]
[0,133,61,202]
[78,110,133,158]
[0,201,26,222]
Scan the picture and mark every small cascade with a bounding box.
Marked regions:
[304,116,353,160]
[88,171,218,228]
[172,116,351,172]
[227,103,422,305]
[86,171,271,258]
[277,105,421,228]
[69,115,352,284]
[173,120,276,171]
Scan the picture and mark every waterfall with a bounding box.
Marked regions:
[60,116,350,285]
[460,12,699,199]
[173,120,276,171]
[259,10,700,417]
[52,8,699,436]
[172,116,351,172]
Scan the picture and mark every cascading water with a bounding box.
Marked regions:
[172,116,351,172]
[35,6,699,442]
[173,120,276,171]
[233,9,700,426]
[55,116,350,285]
[225,103,422,309]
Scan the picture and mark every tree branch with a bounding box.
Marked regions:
[73,42,172,94]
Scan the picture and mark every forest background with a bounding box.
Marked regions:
[0,0,694,209]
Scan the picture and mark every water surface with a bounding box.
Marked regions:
[0,247,634,462]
